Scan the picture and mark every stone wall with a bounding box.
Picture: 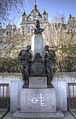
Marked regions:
[52,72,76,111]
[0,73,22,90]
[0,72,75,84]
[0,72,76,111]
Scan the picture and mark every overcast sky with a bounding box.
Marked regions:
[2,0,76,28]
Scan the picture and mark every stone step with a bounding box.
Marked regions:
[13,110,64,119]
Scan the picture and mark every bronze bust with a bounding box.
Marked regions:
[34,20,44,35]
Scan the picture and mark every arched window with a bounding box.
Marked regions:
[22,18,25,23]
[7,32,8,35]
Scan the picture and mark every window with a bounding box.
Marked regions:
[0,84,10,109]
[68,83,76,109]
[22,27,24,31]
[22,18,25,23]
[7,32,8,35]
[33,15,36,18]
[44,17,46,20]
[68,83,76,98]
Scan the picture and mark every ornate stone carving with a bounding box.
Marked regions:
[30,53,46,76]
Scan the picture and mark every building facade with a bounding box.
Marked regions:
[0,2,76,45]
[20,1,49,35]
[55,14,76,33]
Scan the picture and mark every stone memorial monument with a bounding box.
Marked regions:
[12,20,64,118]
[18,20,56,86]
[32,20,44,58]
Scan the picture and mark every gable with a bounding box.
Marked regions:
[28,9,42,20]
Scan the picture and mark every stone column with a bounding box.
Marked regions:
[58,80,67,111]
[31,34,44,58]
[20,77,56,113]
[10,79,24,112]
[10,80,19,112]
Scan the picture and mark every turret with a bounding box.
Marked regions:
[69,14,72,20]
[12,24,16,30]
[67,14,75,26]
[42,10,48,22]
[21,11,27,24]
[34,0,37,9]
[0,22,2,30]
[61,17,64,24]
[67,14,72,24]
[6,23,12,30]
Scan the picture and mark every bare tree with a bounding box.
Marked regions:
[0,0,26,25]
[43,13,76,72]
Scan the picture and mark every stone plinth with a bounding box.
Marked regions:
[13,110,64,118]
[29,77,47,88]
[20,88,56,113]
[32,34,44,58]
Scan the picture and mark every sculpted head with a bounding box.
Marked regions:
[35,53,42,59]
[35,20,40,28]
[45,45,49,51]
[26,45,31,51]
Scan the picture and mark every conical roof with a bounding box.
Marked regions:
[43,10,47,15]
[22,11,27,16]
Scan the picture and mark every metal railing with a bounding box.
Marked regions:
[68,83,76,109]
[0,84,10,110]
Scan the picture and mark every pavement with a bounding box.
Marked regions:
[69,109,76,119]
[2,111,75,119]
[0,109,8,119]
[64,112,75,119]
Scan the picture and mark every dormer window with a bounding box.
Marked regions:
[33,14,36,18]
[44,17,46,20]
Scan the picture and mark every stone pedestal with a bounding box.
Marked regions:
[20,77,56,113]
[29,77,47,88]
[12,77,64,118]
[32,34,44,58]
[20,88,56,113]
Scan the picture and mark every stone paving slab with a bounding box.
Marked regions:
[69,109,76,119]
[63,112,75,119]
[0,109,7,119]
[2,112,12,119]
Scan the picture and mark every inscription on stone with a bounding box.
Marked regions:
[21,89,56,112]
[31,98,38,104]
[31,93,46,106]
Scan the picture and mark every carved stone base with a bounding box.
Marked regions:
[13,110,64,118]
[20,88,56,113]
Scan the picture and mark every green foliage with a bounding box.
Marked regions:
[0,45,76,72]
[55,45,76,72]
[0,58,20,73]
